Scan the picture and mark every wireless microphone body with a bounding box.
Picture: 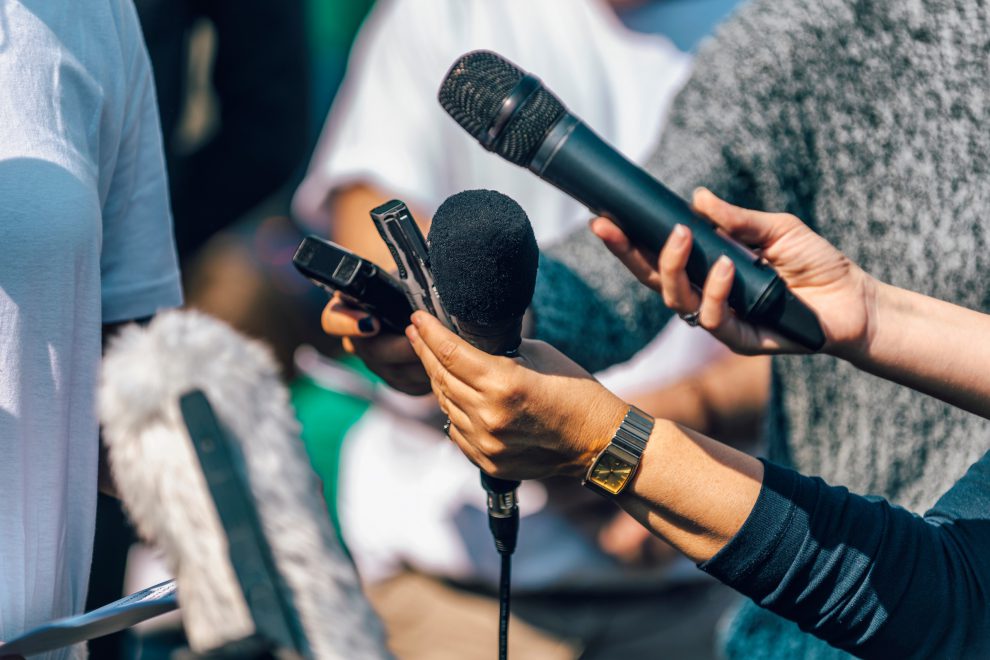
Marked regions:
[99,310,388,659]
[438,50,825,351]
[428,189,541,555]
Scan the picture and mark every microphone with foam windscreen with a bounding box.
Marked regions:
[428,189,539,660]
[99,310,389,659]
[438,50,825,351]
[428,189,539,552]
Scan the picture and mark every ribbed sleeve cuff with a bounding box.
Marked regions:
[699,459,806,598]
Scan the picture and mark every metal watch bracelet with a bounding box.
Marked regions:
[581,405,655,496]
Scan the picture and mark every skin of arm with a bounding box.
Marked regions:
[595,351,769,561]
[328,183,429,266]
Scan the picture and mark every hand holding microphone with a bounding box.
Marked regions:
[402,190,882,486]
[594,188,877,358]
[406,314,627,482]
[320,189,541,395]
[437,50,826,351]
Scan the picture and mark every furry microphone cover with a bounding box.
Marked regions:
[98,310,388,658]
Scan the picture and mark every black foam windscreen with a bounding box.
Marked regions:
[438,51,566,167]
[428,189,538,325]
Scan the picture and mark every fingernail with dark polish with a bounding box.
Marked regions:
[358,316,375,333]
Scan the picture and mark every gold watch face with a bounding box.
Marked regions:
[589,451,634,495]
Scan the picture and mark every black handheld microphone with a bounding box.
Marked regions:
[428,189,540,556]
[438,50,825,351]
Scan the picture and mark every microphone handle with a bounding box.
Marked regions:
[530,115,825,351]
[456,319,523,555]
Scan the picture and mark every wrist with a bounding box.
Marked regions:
[826,270,882,363]
[842,275,888,366]
[848,278,923,371]
[562,390,632,479]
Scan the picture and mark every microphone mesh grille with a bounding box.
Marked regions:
[438,51,521,140]
[438,50,566,166]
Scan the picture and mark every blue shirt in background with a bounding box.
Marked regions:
[617,0,745,52]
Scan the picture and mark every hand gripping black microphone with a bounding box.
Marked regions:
[428,189,539,660]
[428,189,540,554]
[438,50,826,351]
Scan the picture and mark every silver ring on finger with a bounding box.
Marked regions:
[679,310,701,327]
[443,417,452,437]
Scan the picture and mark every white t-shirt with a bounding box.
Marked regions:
[0,1,182,655]
[294,0,691,245]
[294,0,728,589]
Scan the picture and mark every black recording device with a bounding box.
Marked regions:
[292,236,412,333]
[438,50,826,351]
[369,199,458,332]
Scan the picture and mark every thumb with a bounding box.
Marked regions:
[692,187,800,248]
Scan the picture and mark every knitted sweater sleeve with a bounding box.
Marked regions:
[531,2,812,371]
[699,455,990,658]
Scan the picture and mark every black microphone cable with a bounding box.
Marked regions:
[472,438,518,660]
[442,414,517,660]
[480,352,520,660]
[445,358,519,660]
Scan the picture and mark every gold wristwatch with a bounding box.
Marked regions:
[582,406,654,496]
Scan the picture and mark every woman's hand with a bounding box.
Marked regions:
[320,292,432,395]
[405,311,628,481]
[592,188,878,359]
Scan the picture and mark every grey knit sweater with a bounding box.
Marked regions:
[532,1,990,657]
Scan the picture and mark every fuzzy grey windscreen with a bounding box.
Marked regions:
[438,50,566,167]
[428,189,538,325]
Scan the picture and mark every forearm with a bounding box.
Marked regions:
[614,419,764,563]
[703,459,990,658]
[851,281,990,419]
[329,184,402,267]
[408,311,990,655]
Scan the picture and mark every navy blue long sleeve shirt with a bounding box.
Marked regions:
[699,454,990,658]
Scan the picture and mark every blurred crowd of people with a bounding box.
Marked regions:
[4,0,990,658]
